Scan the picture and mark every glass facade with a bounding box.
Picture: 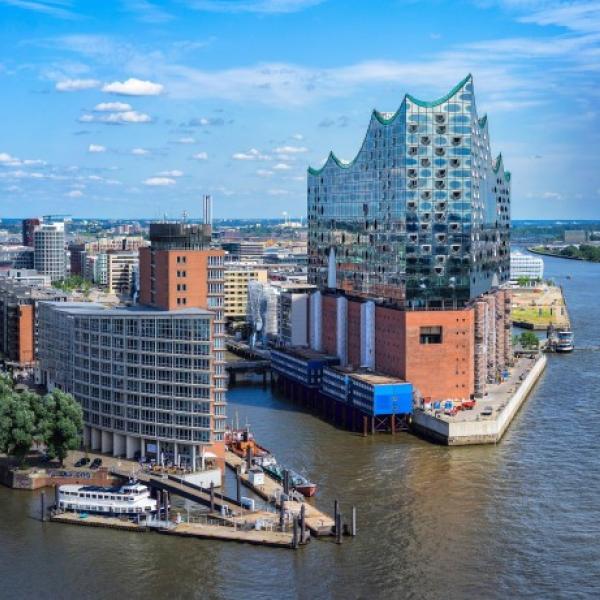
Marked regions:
[307,75,510,307]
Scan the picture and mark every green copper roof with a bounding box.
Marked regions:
[308,74,479,176]
[405,73,472,108]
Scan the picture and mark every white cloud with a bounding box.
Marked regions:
[0,152,46,167]
[273,162,291,170]
[55,78,100,91]
[102,78,164,96]
[131,147,150,155]
[2,0,76,18]
[232,148,270,160]
[256,169,274,177]
[88,144,107,153]
[185,0,324,14]
[268,188,290,196]
[292,133,304,140]
[192,152,208,160]
[144,176,176,186]
[158,170,184,177]
[274,145,308,153]
[79,110,151,124]
[67,190,84,198]
[177,137,196,144]
[94,102,133,112]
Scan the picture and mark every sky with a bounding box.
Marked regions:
[0,0,599,220]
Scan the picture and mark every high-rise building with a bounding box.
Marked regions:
[33,222,65,282]
[106,251,138,295]
[510,252,544,282]
[22,218,41,247]
[38,220,227,482]
[272,76,512,405]
[307,74,510,308]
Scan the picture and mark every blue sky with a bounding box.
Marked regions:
[0,0,599,220]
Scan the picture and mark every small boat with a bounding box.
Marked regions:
[225,428,277,467]
[262,463,318,498]
[555,330,574,353]
[57,481,157,516]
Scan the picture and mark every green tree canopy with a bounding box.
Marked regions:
[43,390,83,466]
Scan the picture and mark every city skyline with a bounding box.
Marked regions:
[1,0,599,219]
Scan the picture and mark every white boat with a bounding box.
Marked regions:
[57,481,157,516]
[555,330,574,353]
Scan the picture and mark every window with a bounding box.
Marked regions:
[420,326,443,344]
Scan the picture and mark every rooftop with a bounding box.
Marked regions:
[329,365,407,386]
[42,301,213,317]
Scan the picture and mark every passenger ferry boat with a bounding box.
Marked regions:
[57,481,157,516]
[555,330,575,353]
[262,464,318,498]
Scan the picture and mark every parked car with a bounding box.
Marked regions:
[481,406,494,416]
[90,458,102,469]
[74,457,90,467]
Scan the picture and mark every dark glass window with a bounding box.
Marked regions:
[420,326,443,344]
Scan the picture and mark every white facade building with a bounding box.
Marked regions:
[510,252,544,283]
[38,301,221,483]
[33,222,65,282]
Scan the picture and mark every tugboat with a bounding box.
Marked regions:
[225,428,276,467]
[555,329,575,353]
[262,463,318,498]
[57,480,157,516]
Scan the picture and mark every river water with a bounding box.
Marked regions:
[1,253,599,600]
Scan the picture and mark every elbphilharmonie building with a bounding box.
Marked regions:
[307,74,510,308]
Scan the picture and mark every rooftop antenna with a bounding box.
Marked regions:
[182,210,188,224]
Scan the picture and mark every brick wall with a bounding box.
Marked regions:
[374,306,406,378]
[404,309,474,400]
[321,294,337,356]
[347,300,361,368]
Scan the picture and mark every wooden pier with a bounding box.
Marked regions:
[225,450,335,536]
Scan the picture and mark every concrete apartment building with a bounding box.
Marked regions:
[38,222,227,481]
[223,263,268,321]
[0,279,67,366]
[273,76,512,425]
[33,222,65,282]
[106,251,138,295]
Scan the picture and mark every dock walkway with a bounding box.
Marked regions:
[225,451,335,536]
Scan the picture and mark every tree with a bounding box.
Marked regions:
[520,331,539,349]
[516,276,530,288]
[43,390,83,466]
[0,392,37,465]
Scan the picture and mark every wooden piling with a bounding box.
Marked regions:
[292,517,299,549]
[40,491,46,522]
[335,512,342,544]
[300,503,306,543]
[363,416,368,437]
[334,499,339,531]
[210,481,215,513]
[351,506,357,537]
[236,466,241,502]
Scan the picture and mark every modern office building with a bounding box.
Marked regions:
[106,251,139,295]
[22,218,41,247]
[247,280,280,347]
[34,222,66,282]
[0,269,51,287]
[222,241,265,262]
[272,75,512,409]
[0,245,35,270]
[277,282,315,348]
[223,263,268,321]
[510,252,544,282]
[38,221,227,480]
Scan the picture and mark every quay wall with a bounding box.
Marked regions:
[412,354,547,445]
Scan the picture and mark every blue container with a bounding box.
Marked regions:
[433,401,441,409]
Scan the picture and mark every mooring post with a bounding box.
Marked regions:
[292,516,299,549]
[336,512,343,544]
[363,416,368,437]
[236,466,241,502]
[164,491,169,522]
[246,446,253,471]
[40,491,46,522]
[334,498,339,531]
[391,413,396,435]
[157,491,162,518]
[300,503,306,543]
[210,481,215,513]
[283,469,289,495]
[279,498,285,530]
[54,484,58,508]
[351,506,357,537]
